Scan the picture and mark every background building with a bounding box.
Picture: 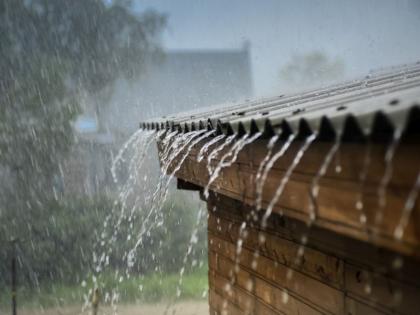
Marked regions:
[64,44,253,196]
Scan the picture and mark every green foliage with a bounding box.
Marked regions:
[0,0,166,93]
[0,0,166,288]
[0,196,115,286]
[0,193,208,293]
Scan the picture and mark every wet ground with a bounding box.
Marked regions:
[18,301,208,315]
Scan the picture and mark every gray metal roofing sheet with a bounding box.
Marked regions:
[141,62,420,140]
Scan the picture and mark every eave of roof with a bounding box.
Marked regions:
[141,62,420,141]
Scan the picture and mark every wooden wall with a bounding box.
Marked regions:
[206,192,420,315]
[167,138,420,258]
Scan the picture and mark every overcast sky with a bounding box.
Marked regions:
[136,0,420,97]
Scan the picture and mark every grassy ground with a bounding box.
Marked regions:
[0,268,208,312]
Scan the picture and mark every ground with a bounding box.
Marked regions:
[19,301,209,315]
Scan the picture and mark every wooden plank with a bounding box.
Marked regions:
[208,194,420,287]
[208,194,420,315]
[161,137,420,257]
[345,296,390,315]
[209,268,256,314]
[208,211,344,288]
[175,154,420,256]
[183,138,420,189]
[209,288,245,315]
[344,263,420,315]
[210,267,322,315]
[209,233,345,314]
[209,254,325,315]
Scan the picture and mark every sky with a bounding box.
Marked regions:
[135,0,420,96]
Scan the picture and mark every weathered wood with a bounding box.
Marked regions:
[209,234,344,314]
[208,194,420,286]
[344,263,420,315]
[208,211,344,289]
[157,132,420,313]
[207,194,420,315]
[344,297,390,315]
[161,136,420,257]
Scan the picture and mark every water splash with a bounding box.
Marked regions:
[256,134,295,212]
[85,128,160,314]
[111,128,145,183]
[134,129,215,251]
[204,132,262,199]
[197,134,226,162]
[256,135,280,179]
[394,170,420,240]
[92,129,209,295]
[308,136,341,225]
[376,129,402,224]
[254,134,280,201]
[126,130,210,267]
[261,134,316,228]
[355,142,372,226]
[99,129,157,250]
[164,206,206,315]
[206,134,236,175]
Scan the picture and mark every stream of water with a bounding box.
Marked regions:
[89,123,418,314]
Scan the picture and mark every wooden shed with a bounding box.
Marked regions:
[142,63,420,315]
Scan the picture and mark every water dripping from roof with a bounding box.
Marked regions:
[164,205,206,313]
[128,130,208,259]
[255,134,295,212]
[376,128,402,225]
[355,142,372,226]
[255,134,280,200]
[261,133,317,229]
[394,170,420,240]
[197,134,226,162]
[308,135,341,225]
[204,132,262,199]
[206,134,236,175]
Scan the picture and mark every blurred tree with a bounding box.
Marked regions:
[279,51,345,91]
[0,0,165,285]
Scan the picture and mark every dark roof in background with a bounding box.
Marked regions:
[142,62,420,142]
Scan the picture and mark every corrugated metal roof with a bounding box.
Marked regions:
[141,62,420,141]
